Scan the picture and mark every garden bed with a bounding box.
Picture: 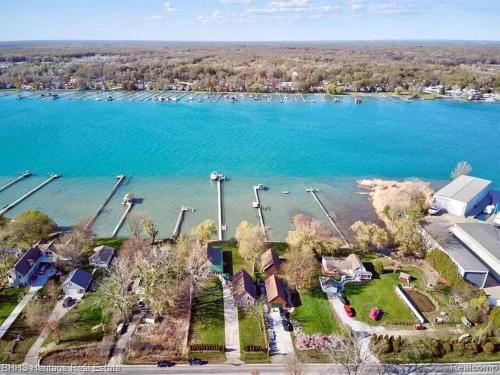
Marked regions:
[406,290,436,312]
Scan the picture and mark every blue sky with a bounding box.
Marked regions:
[0,0,499,41]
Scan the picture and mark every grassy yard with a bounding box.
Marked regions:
[189,278,225,346]
[94,238,124,251]
[238,308,270,363]
[57,293,112,346]
[343,267,419,325]
[0,285,57,363]
[292,285,339,334]
[0,288,25,326]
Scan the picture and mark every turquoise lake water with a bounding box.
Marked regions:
[0,92,499,240]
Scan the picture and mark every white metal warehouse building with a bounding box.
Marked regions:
[433,175,492,217]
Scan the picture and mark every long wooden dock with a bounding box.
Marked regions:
[305,188,350,247]
[172,206,190,240]
[85,175,126,230]
[253,185,268,241]
[111,201,134,238]
[211,172,226,241]
[0,174,60,215]
[0,171,32,193]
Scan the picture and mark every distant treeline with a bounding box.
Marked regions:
[0,41,499,93]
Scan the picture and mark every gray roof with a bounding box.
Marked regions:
[434,175,491,203]
[64,268,93,289]
[89,245,115,265]
[454,222,500,261]
[443,234,489,273]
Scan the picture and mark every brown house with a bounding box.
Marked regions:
[265,275,288,308]
[261,248,281,276]
[232,269,257,307]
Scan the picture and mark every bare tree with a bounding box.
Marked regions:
[58,218,94,263]
[282,246,318,292]
[284,354,304,375]
[141,215,158,245]
[46,319,61,344]
[327,327,371,375]
[242,298,265,333]
[450,161,472,179]
[24,300,51,333]
[127,212,143,238]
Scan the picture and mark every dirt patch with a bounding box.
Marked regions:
[407,290,436,312]
[357,179,434,226]
[41,342,112,365]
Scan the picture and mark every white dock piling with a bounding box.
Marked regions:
[85,175,126,230]
[0,174,60,215]
[0,171,32,193]
[305,188,350,247]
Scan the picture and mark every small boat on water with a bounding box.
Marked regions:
[122,193,135,205]
[107,96,113,101]
[282,191,289,195]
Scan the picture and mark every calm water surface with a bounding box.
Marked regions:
[0,93,498,239]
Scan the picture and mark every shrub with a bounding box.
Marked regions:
[483,342,496,354]
[374,260,385,275]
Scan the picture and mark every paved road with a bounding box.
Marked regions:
[0,269,55,340]
[108,312,144,366]
[222,280,242,364]
[3,362,499,374]
[24,295,82,365]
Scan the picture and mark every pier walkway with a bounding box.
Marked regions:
[211,172,226,241]
[111,200,134,238]
[253,185,268,241]
[85,175,126,230]
[0,171,31,193]
[0,174,60,215]
[306,188,350,247]
[172,206,190,240]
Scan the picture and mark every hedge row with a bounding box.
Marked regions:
[425,249,468,291]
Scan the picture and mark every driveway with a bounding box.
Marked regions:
[108,311,145,366]
[221,280,242,364]
[0,268,55,340]
[268,308,294,356]
[24,294,82,365]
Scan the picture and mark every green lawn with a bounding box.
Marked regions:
[94,238,124,251]
[57,293,112,346]
[238,308,270,363]
[0,285,57,363]
[343,268,418,325]
[189,278,225,346]
[292,285,339,334]
[0,288,25,326]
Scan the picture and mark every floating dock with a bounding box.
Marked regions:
[305,188,350,247]
[0,174,60,215]
[253,184,268,242]
[211,172,226,241]
[85,175,126,230]
[0,171,32,193]
[111,194,135,238]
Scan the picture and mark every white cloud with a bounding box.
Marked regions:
[248,0,338,15]
[164,1,178,13]
[220,0,252,4]
[150,15,164,21]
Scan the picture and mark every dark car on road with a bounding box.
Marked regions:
[282,319,293,332]
[189,358,206,366]
[63,296,74,308]
[157,360,175,367]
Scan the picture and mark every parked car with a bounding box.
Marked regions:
[157,360,175,367]
[414,323,426,330]
[282,319,293,331]
[369,307,381,321]
[344,304,354,317]
[63,296,74,308]
[428,204,442,216]
[189,358,205,366]
[116,322,128,335]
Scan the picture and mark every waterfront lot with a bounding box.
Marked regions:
[0,288,24,326]
[238,307,269,363]
[292,285,339,334]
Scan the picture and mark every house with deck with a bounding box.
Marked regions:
[7,240,59,287]
[232,269,257,307]
[322,254,372,281]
